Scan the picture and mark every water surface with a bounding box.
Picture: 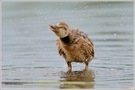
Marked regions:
[2,2,133,89]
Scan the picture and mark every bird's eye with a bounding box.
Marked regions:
[58,27,66,30]
[58,27,62,29]
[64,27,67,30]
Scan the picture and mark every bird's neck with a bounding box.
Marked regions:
[60,35,71,44]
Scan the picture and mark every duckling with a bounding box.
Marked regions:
[49,22,94,72]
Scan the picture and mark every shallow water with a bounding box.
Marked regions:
[2,2,133,89]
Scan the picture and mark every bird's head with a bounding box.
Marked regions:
[49,22,69,38]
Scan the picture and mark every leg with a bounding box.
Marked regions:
[85,61,89,71]
[67,61,72,72]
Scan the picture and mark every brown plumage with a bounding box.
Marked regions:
[49,22,94,72]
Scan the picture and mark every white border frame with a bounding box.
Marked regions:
[0,0,134,90]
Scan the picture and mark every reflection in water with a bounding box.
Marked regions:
[59,69,95,89]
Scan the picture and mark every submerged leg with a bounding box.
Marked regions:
[67,61,72,72]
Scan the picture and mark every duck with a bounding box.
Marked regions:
[49,22,94,72]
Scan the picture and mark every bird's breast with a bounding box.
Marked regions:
[62,44,86,62]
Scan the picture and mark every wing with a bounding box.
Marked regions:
[56,39,67,59]
[56,39,63,56]
[82,38,94,60]
[71,29,94,59]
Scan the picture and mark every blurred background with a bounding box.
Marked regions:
[2,2,133,89]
